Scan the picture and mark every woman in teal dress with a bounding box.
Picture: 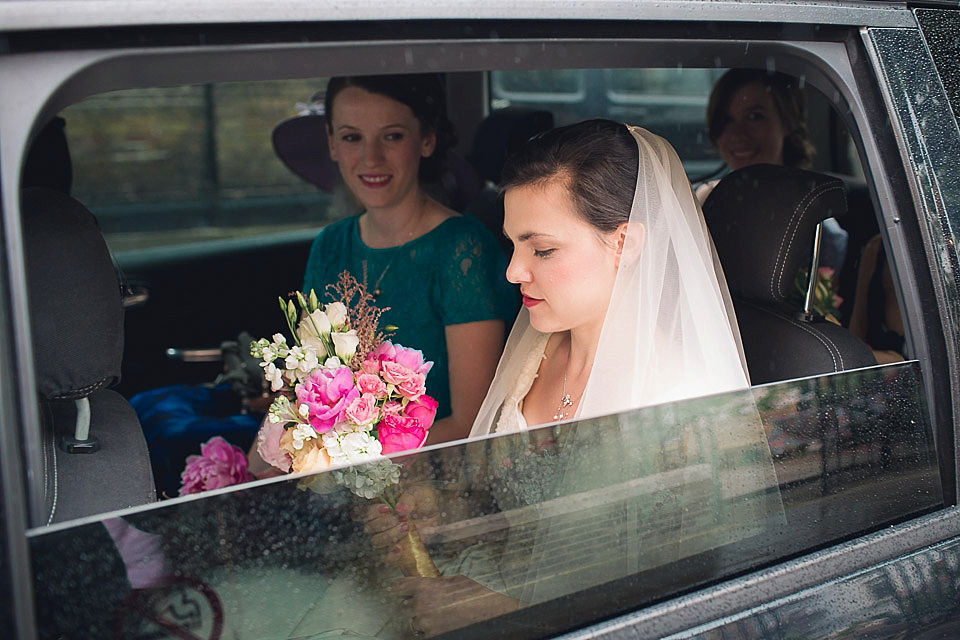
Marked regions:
[300,73,516,445]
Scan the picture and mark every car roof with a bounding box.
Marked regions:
[0,0,915,33]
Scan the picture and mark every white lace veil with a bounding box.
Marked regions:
[471,125,750,434]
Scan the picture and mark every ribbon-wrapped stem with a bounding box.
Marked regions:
[395,521,440,577]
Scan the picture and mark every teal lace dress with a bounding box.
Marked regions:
[303,214,518,420]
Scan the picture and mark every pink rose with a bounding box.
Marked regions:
[255,419,292,473]
[345,393,380,426]
[404,394,438,431]
[381,360,414,385]
[382,401,404,415]
[378,413,428,455]
[356,372,388,398]
[180,436,253,495]
[295,366,359,433]
[397,371,427,400]
[360,359,381,376]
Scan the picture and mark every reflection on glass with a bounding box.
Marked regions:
[30,363,939,639]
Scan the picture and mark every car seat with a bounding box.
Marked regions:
[463,106,555,256]
[22,186,155,524]
[702,164,877,385]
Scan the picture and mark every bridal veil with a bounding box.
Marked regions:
[465,124,783,605]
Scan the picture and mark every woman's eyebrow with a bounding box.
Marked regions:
[515,231,555,242]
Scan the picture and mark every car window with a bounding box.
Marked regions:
[28,363,940,639]
[61,79,331,252]
[490,68,724,180]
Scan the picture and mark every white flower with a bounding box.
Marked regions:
[331,330,360,363]
[285,345,319,374]
[333,459,401,499]
[290,423,318,450]
[301,335,329,360]
[298,309,331,341]
[325,301,349,329]
[324,356,343,369]
[322,429,383,467]
[261,361,286,391]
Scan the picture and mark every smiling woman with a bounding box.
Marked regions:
[300,74,518,446]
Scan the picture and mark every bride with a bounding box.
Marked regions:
[366,120,778,636]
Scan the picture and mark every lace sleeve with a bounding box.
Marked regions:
[437,218,515,326]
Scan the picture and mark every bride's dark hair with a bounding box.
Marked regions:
[499,119,639,233]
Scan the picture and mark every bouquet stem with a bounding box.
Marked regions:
[395,521,440,578]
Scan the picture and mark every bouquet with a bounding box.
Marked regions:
[252,271,440,577]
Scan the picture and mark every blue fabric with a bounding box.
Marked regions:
[132,384,260,499]
[304,214,518,420]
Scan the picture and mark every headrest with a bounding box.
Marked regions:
[469,107,554,184]
[272,114,340,193]
[703,164,847,304]
[22,187,123,400]
[22,116,73,195]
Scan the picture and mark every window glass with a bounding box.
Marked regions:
[489,68,724,178]
[917,9,960,126]
[61,79,330,252]
[30,363,940,639]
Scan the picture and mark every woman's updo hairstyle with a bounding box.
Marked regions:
[706,69,814,170]
[324,73,457,182]
[499,119,638,234]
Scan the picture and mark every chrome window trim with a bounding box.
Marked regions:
[0,0,916,34]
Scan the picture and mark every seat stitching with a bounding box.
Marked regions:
[743,301,844,371]
[770,183,845,300]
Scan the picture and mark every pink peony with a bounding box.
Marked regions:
[366,341,433,375]
[256,419,292,473]
[404,394,439,431]
[356,372,388,398]
[180,436,253,495]
[296,367,359,433]
[345,392,380,426]
[378,413,429,455]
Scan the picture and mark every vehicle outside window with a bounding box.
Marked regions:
[0,3,959,640]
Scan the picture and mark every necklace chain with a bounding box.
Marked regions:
[553,369,575,421]
[363,207,424,299]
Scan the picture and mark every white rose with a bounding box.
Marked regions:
[332,329,360,363]
[298,309,331,341]
[325,301,349,329]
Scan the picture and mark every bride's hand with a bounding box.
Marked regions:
[393,575,520,637]
[361,485,440,563]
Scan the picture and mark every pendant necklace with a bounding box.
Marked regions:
[364,252,399,300]
[362,207,422,300]
[553,369,576,421]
